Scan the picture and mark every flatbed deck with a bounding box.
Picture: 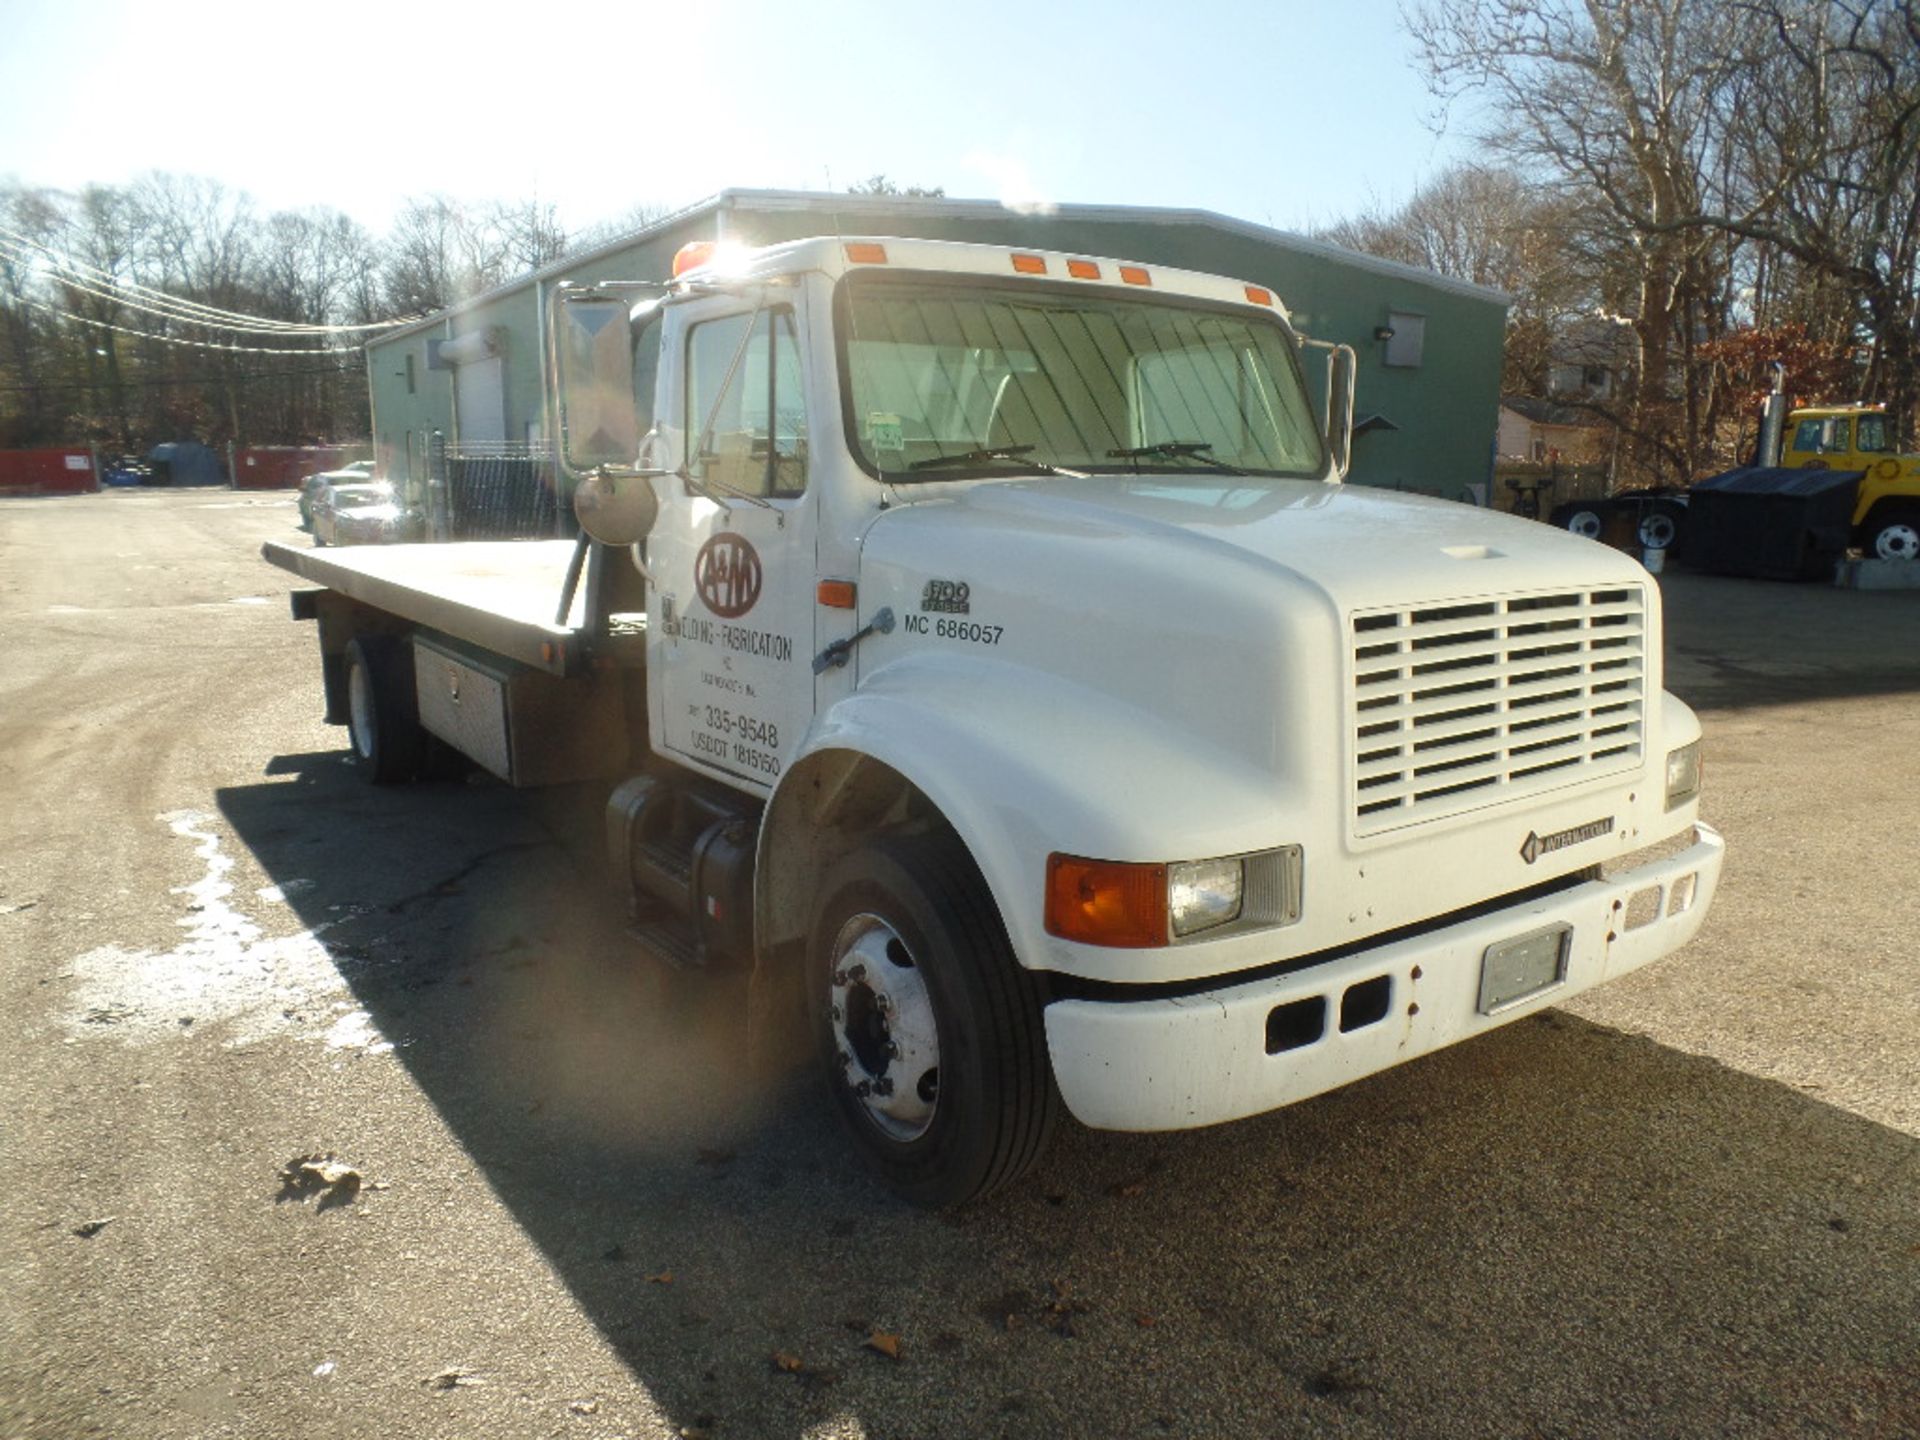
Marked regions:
[263,539,597,673]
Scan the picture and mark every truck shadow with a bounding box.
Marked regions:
[1662,568,1920,709]
[217,756,1920,1439]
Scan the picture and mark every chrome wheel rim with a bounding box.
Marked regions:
[828,913,939,1142]
[1874,523,1919,562]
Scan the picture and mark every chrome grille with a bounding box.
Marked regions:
[1350,586,1646,835]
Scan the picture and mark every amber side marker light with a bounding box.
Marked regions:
[817,579,857,609]
[1045,854,1168,948]
[1067,259,1101,280]
[1245,285,1273,306]
[844,242,889,265]
[1011,253,1048,275]
[1119,265,1152,286]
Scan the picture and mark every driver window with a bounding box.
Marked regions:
[685,308,809,497]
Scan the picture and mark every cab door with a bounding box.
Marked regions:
[649,294,816,791]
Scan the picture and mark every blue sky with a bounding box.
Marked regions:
[0,0,1475,237]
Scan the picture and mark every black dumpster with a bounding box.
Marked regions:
[1680,466,1862,580]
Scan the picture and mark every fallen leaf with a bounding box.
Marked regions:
[1134,1312,1158,1328]
[71,1218,115,1239]
[646,1270,674,1285]
[864,1329,902,1360]
[771,1351,804,1374]
[425,1366,483,1390]
[277,1154,364,1208]
[567,1398,599,1415]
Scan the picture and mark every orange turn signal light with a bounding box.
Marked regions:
[844,242,889,265]
[1045,854,1168,948]
[1244,285,1273,306]
[672,241,718,278]
[817,579,857,609]
[1066,259,1101,280]
[1119,265,1152,287]
[1011,253,1048,275]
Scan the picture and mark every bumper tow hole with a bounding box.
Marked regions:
[1266,996,1327,1055]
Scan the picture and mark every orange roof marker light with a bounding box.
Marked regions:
[1011,253,1048,275]
[1119,265,1152,287]
[817,579,857,610]
[672,241,719,278]
[1245,285,1274,306]
[1066,259,1101,280]
[844,242,889,265]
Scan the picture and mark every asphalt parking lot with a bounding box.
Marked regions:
[2,488,1916,1439]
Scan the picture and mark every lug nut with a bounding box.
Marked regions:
[874,1077,895,1097]
[847,963,867,982]
[884,1041,900,1060]
[854,1080,872,1098]
[875,993,892,1013]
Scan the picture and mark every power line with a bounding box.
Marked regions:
[0,365,352,395]
[0,221,419,335]
[11,294,371,355]
[0,237,362,340]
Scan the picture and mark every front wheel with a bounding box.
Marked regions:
[811,834,1059,1207]
[1869,514,1920,562]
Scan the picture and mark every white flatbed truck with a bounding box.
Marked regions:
[265,235,1724,1205]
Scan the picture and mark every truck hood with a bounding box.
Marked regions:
[880,475,1648,605]
[852,473,1656,795]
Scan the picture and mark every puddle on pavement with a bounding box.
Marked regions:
[62,809,391,1055]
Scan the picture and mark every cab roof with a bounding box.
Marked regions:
[680,235,1299,324]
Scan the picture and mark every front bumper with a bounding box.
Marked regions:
[1043,822,1724,1131]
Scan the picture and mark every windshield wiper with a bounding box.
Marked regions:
[1107,442,1246,476]
[906,445,1086,478]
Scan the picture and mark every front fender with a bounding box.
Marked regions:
[780,649,1300,980]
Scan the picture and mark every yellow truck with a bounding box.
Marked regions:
[1779,405,1920,561]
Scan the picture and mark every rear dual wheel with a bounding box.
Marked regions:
[812,834,1060,1208]
[344,635,427,784]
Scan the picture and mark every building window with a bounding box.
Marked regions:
[1384,311,1426,368]
[405,352,416,396]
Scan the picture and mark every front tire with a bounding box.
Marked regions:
[811,834,1059,1207]
[344,635,426,784]
[1868,511,1920,562]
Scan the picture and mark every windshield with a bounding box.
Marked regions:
[839,274,1325,480]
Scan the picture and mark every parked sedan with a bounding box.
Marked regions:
[310,480,424,547]
[298,460,377,532]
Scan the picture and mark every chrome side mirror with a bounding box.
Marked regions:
[1323,343,1356,482]
[550,288,646,475]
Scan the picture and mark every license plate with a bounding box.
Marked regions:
[1478,923,1572,1015]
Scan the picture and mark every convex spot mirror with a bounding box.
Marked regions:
[573,470,659,547]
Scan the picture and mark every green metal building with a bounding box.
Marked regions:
[366,188,1507,507]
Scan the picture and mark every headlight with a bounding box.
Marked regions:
[1168,857,1244,937]
[1665,741,1702,810]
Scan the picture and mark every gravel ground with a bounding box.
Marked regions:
[1,489,1915,1440]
